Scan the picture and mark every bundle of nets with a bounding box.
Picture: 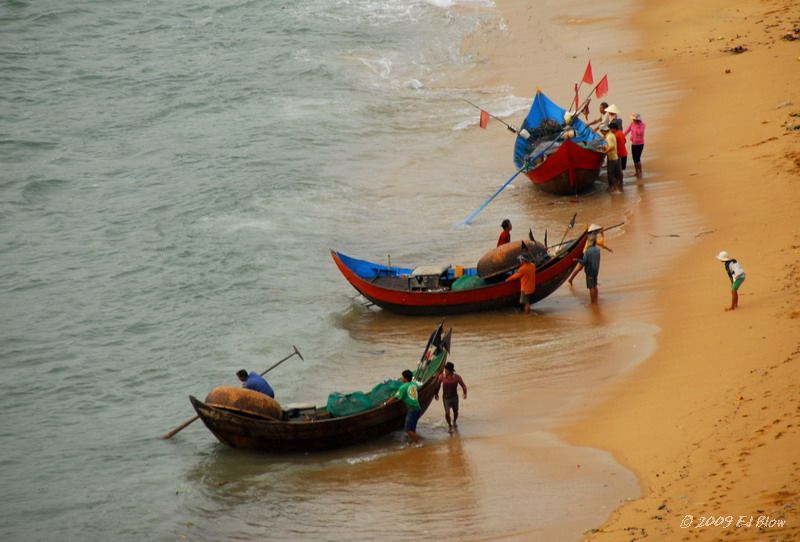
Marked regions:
[451,275,487,291]
[526,119,563,140]
[326,379,403,417]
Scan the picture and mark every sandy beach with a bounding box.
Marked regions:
[569,0,800,539]
[483,0,800,540]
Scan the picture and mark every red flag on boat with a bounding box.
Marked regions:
[479,110,490,129]
[582,61,594,85]
[595,75,609,99]
[582,99,591,119]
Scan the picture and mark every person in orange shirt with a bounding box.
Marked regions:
[506,252,536,314]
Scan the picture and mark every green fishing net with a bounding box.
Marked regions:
[451,275,487,290]
[326,379,402,417]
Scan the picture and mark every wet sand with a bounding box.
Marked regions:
[472,0,800,540]
[565,0,800,540]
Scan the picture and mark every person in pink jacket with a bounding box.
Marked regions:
[624,113,646,178]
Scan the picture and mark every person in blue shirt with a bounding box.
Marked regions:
[236,369,275,398]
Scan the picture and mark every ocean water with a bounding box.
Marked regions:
[0,1,677,540]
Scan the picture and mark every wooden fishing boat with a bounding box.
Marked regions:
[331,227,589,315]
[190,324,452,453]
[514,90,605,195]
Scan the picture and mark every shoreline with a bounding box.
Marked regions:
[452,0,691,538]
[481,0,800,540]
[560,0,800,540]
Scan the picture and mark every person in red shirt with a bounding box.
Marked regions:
[612,118,628,174]
[506,252,536,313]
[434,361,468,433]
[497,218,512,246]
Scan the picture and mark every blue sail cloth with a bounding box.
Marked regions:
[513,91,601,169]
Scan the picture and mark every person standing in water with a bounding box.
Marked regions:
[434,361,467,433]
[506,252,536,314]
[575,236,602,304]
[625,113,646,178]
[568,225,613,286]
[384,369,423,446]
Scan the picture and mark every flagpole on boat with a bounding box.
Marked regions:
[569,75,609,117]
[461,99,529,138]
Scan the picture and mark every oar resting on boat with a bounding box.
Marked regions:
[188,324,452,453]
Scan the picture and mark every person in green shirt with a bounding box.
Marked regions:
[384,369,422,446]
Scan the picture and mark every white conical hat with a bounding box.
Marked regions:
[716,250,731,261]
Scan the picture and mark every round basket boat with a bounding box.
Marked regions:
[477,240,548,279]
[205,386,283,420]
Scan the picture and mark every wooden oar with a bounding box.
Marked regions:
[464,126,577,225]
[547,221,625,250]
[556,213,578,249]
[160,345,304,440]
[463,83,611,225]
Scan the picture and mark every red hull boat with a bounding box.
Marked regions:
[514,91,605,195]
[331,227,589,315]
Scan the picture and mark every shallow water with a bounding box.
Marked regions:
[0,0,697,540]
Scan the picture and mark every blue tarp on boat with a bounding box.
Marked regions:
[513,91,601,169]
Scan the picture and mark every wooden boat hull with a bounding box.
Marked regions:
[331,229,588,315]
[523,139,604,195]
[191,328,451,453]
[513,91,605,195]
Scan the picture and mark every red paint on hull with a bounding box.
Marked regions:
[525,139,604,195]
[331,229,588,315]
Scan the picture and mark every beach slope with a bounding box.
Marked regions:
[566,0,800,540]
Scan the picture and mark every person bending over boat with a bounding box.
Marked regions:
[587,101,609,128]
[434,362,467,433]
[236,369,275,398]
[497,218,512,246]
[384,369,422,446]
[506,252,536,314]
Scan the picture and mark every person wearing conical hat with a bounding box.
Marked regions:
[568,224,613,286]
[717,251,746,311]
[605,104,622,130]
[574,235,602,305]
